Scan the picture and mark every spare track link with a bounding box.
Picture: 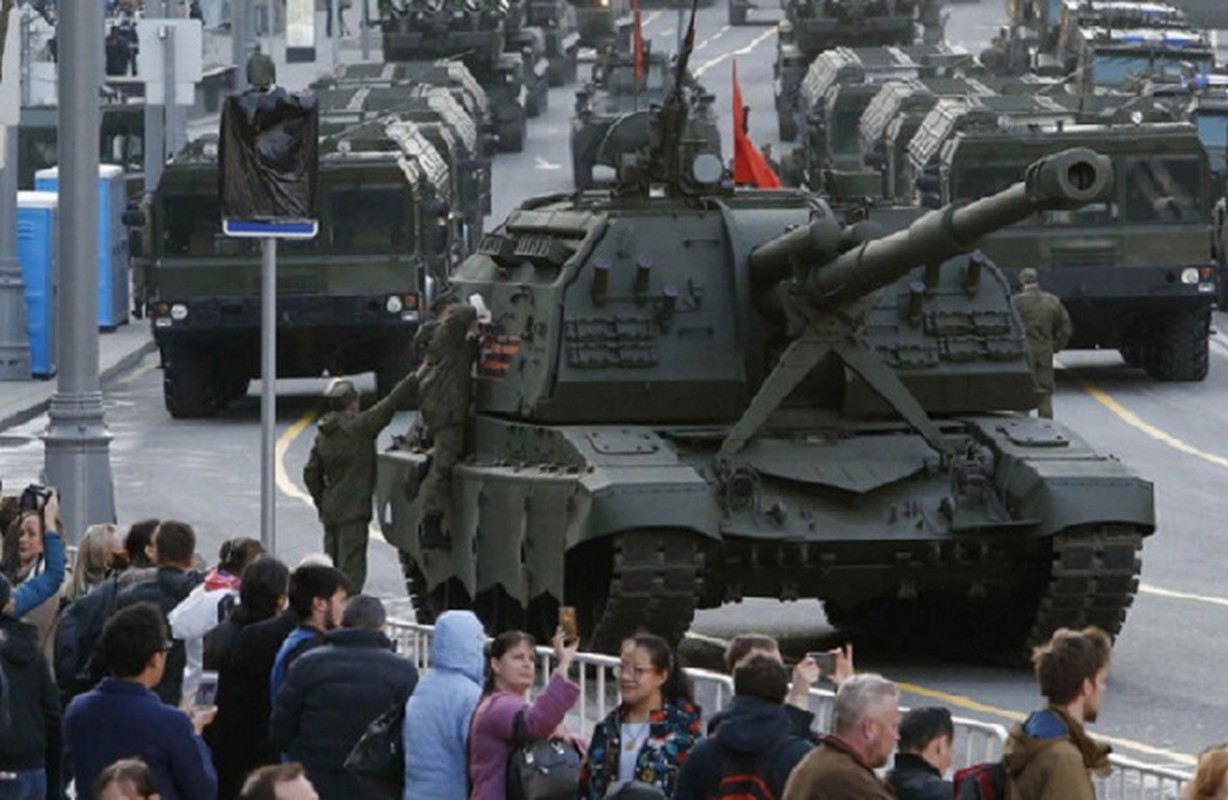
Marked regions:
[589,531,704,654]
[1024,525,1144,651]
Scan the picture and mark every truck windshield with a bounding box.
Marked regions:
[1089,52,1214,87]
[330,188,413,253]
[1123,157,1203,222]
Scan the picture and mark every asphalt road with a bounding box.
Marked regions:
[2,0,1224,772]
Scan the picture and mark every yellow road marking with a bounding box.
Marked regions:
[118,361,156,385]
[896,682,1196,766]
[1139,582,1228,608]
[694,27,775,77]
[1079,378,1228,470]
[274,404,389,545]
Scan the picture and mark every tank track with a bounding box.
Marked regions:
[1022,524,1145,653]
[587,531,705,654]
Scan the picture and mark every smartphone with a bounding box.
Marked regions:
[807,650,838,676]
[194,670,219,708]
[559,606,578,644]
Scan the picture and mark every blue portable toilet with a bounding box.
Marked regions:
[34,164,130,330]
[16,191,59,379]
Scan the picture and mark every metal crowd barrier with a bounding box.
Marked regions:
[385,618,1190,799]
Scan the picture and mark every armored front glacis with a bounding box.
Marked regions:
[376,134,1155,659]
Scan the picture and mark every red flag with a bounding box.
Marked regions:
[732,60,782,189]
[633,0,644,85]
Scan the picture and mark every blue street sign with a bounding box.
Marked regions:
[223,218,319,239]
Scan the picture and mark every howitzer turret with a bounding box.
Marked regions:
[375,31,1153,664]
[750,147,1112,307]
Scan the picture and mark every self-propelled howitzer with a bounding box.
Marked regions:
[375,146,1154,661]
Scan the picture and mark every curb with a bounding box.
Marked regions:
[0,339,157,434]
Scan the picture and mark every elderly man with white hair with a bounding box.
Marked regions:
[782,673,900,799]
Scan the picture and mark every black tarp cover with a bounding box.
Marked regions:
[219,87,319,220]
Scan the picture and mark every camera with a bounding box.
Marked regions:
[18,484,53,513]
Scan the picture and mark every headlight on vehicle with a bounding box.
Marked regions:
[170,303,189,321]
[386,295,404,314]
[1181,267,1199,284]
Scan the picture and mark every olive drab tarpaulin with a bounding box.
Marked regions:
[219,88,320,220]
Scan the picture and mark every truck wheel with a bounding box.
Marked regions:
[163,354,219,419]
[778,112,798,142]
[499,122,525,153]
[1145,308,1209,382]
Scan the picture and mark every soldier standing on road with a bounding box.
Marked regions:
[419,302,480,551]
[1012,268,1072,420]
[303,373,419,592]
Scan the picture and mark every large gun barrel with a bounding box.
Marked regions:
[750,147,1112,308]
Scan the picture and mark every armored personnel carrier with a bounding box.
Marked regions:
[939,121,1215,382]
[136,120,459,417]
[377,0,531,151]
[773,0,943,140]
[570,46,719,188]
[374,22,1154,659]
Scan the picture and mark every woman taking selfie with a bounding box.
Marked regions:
[467,628,581,799]
[580,633,702,799]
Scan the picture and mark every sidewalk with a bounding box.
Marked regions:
[0,323,155,433]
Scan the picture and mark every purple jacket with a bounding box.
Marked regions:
[468,672,580,800]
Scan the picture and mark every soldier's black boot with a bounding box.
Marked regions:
[420,513,450,550]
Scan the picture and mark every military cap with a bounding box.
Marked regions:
[1019,268,1038,286]
[246,51,277,90]
[326,379,360,408]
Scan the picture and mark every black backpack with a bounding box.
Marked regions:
[344,689,412,799]
[953,762,1007,800]
[715,736,795,800]
[54,576,121,699]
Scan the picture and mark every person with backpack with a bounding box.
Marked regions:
[0,574,62,800]
[781,674,899,800]
[673,654,813,800]
[579,633,703,799]
[468,628,581,799]
[1000,627,1112,800]
[885,707,954,800]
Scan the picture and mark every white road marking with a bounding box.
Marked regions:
[694,27,775,77]
[1139,582,1228,609]
[534,156,562,170]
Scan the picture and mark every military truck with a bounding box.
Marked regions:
[136,121,459,417]
[374,80,1155,660]
[522,0,581,85]
[571,0,632,49]
[312,86,493,251]
[378,0,531,151]
[939,122,1214,381]
[773,0,942,140]
[571,46,714,188]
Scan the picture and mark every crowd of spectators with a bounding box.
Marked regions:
[0,491,1225,800]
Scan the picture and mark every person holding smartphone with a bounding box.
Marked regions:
[3,488,66,650]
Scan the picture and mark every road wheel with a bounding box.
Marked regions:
[565,530,703,654]
[163,352,219,419]
[1145,308,1209,382]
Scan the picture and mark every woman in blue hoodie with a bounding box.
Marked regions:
[402,610,487,800]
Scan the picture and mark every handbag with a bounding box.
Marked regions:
[344,692,409,799]
[505,707,582,800]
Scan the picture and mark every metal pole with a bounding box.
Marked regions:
[143,1,167,204]
[260,236,277,552]
[0,126,32,381]
[164,25,185,158]
[44,0,115,542]
[360,0,370,61]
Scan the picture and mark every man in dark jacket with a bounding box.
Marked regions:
[0,575,61,800]
[268,595,418,798]
[114,520,203,705]
[63,603,217,800]
[885,706,954,800]
[303,370,418,593]
[674,655,812,799]
[207,557,290,800]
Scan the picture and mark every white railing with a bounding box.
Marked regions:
[385,618,1190,799]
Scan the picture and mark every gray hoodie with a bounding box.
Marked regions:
[402,610,487,800]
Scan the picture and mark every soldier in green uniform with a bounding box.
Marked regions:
[303,372,419,591]
[418,302,480,550]
[1012,268,1072,419]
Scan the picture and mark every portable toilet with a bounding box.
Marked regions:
[33,164,130,330]
[16,191,59,378]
